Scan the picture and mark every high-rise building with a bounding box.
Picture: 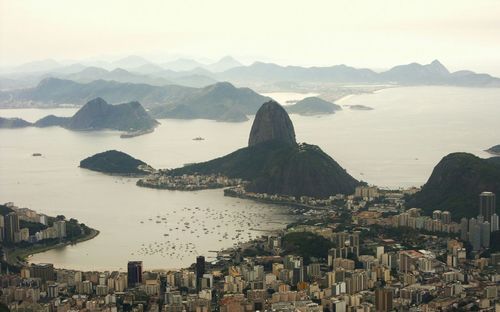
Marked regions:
[30,263,54,282]
[481,221,491,248]
[460,218,468,241]
[54,220,66,238]
[479,192,496,221]
[375,288,393,312]
[127,261,143,287]
[376,246,384,262]
[355,186,379,199]
[0,215,4,242]
[441,211,451,224]
[5,212,20,243]
[491,213,499,232]
[468,218,481,251]
[196,256,205,291]
[432,210,442,221]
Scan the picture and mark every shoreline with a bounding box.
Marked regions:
[6,228,100,267]
[223,188,332,211]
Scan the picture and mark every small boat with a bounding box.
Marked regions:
[32,153,42,157]
[192,137,205,141]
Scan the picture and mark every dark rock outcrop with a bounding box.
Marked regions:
[248,100,296,147]
[409,152,500,220]
[80,150,153,175]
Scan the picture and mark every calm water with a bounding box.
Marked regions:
[1,86,500,270]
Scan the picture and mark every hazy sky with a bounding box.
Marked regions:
[1,0,500,74]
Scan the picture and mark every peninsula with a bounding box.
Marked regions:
[139,100,359,199]
[0,202,99,269]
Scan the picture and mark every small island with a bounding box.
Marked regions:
[285,96,341,116]
[0,202,99,269]
[0,117,32,128]
[80,150,155,175]
[347,104,374,110]
[486,144,500,156]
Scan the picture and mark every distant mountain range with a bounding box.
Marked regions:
[2,58,499,92]
[217,60,500,86]
[409,153,500,220]
[0,77,194,108]
[149,82,270,121]
[0,79,269,122]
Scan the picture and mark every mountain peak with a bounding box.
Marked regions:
[206,56,242,72]
[248,100,296,147]
[427,59,449,75]
[86,97,108,107]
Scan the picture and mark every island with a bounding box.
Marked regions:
[348,104,374,110]
[285,96,341,116]
[0,202,99,269]
[486,144,500,156]
[80,150,155,175]
[0,117,32,128]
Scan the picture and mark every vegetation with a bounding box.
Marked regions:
[409,153,500,220]
[282,232,334,264]
[19,220,48,235]
[66,97,158,131]
[172,140,359,197]
[0,117,32,128]
[285,97,341,115]
[80,150,151,175]
[490,231,500,252]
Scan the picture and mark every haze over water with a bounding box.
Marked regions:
[1,86,500,270]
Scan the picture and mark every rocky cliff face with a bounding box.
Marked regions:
[248,100,296,147]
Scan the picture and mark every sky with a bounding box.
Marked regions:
[1,0,500,74]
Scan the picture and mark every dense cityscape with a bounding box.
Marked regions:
[2,1,500,311]
[1,187,499,312]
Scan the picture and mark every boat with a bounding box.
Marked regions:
[32,153,42,157]
[192,137,205,141]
